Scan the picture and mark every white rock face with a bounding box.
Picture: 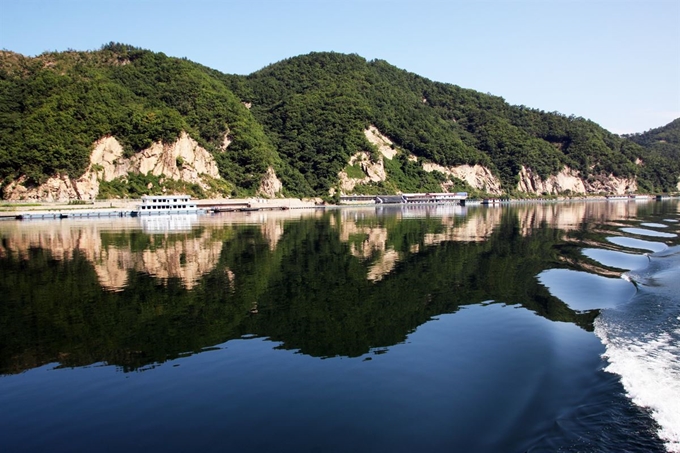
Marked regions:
[257,167,283,198]
[585,173,637,195]
[517,165,637,195]
[130,132,220,182]
[422,163,503,195]
[338,151,387,193]
[517,166,586,194]
[3,132,221,201]
[3,175,84,202]
[364,125,397,160]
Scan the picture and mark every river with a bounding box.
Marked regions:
[0,199,678,452]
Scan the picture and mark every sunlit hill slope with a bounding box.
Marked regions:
[1,43,678,201]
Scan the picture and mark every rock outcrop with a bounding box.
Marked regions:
[3,174,89,202]
[422,163,503,195]
[517,166,586,195]
[364,125,397,160]
[3,132,222,201]
[338,151,387,193]
[130,132,220,182]
[257,167,283,198]
[517,165,636,195]
[584,173,637,195]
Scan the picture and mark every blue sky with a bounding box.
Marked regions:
[1,0,678,134]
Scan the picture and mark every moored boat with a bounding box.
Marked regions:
[131,195,205,216]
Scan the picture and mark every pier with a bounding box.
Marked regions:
[14,209,130,220]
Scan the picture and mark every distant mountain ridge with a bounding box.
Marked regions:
[0,43,678,201]
[626,118,680,160]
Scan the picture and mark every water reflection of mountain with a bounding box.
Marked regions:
[0,218,223,291]
[0,201,660,374]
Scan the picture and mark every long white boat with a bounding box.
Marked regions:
[131,195,205,216]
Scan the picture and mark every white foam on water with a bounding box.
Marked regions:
[595,320,680,452]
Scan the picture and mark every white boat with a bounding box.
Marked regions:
[131,195,205,216]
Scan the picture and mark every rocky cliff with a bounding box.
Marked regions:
[422,163,504,195]
[0,127,650,201]
[517,166,636,195]
[3,132,222,201]
[335,126,642,197]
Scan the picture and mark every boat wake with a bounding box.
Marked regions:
[595,245,680,452]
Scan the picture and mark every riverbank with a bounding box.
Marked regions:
[0,197,324,220]
[1,194,676,221]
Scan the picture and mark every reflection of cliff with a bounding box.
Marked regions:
[2,201,651,375]
[136,236,223,290]
[337,215,397,282]
[513,201,641,236]
[424,208,503,245]
[0,219,223,291]
[246,210,601,360]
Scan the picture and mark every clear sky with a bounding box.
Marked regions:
[1,0,678,134]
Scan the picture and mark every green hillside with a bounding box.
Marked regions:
[626,118,680,160]
[0,44,677,198]
[0,44,287,196]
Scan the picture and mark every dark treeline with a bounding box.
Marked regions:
[1,45,677,197]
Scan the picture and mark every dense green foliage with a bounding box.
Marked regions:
[0,44,283,192]
[621,119,680,192]
[626,118,680,160]
[0,45,677,197]
[231,52,679,193]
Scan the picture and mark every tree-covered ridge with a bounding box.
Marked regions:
[626,118,680,160]
[232,51,677,193]
[0,45,678,197]
[0,43,287,194]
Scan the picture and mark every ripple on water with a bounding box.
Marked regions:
[641,223,669,229]
[607,236,668,253]
[620,228,677,238]
[582,248,650,271]
[537,269,636,311]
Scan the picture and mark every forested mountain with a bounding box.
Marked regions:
[0,44,286,197]
[626,118,680,160]
[0,44,677,200]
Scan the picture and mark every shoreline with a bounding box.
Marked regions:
[1,194,677,221]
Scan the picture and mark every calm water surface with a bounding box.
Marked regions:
[1,200,679,452]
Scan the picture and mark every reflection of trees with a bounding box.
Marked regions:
[245,210,598,359]
[0,246,250,374]
[0,206,611,374]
